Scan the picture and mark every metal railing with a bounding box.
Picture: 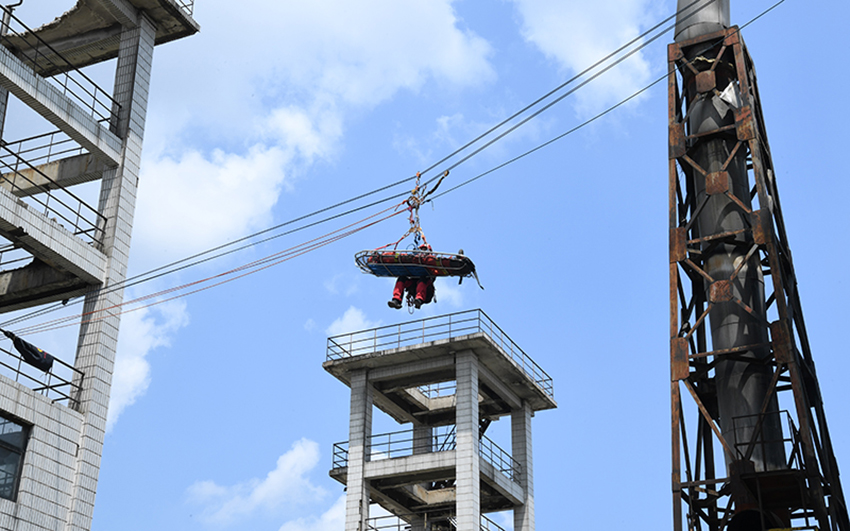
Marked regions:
[417,381,456,398]
[0,243,32,270]
[326,309,554,398]
[0,6,120,125]
[0,344,82,408]
[0,143,105,246]
[172,0,195,16]
[731,410,804,471]
[365,513,506,531]
[332,425,456,468]
[479,435,521,482]
[479,515,507,531]
[332,426,521,484]
[1,130,86,167]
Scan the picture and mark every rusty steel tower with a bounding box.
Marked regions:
[668,1,848,530]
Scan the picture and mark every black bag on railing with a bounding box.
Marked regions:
[2,330,53,373]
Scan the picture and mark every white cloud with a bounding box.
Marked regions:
[434,279,464,308]
[263,106,343,162]
[135,0,498,273]
[187,439,327,525]
[133,146,290,267]
[111,0,496,425]
[278,495,345,531]
[323,273,361,297]
[325,307,380,337]
[510,0,659,115]
[149,0,494,151]
[264,0,494,107]
[108,299,189,432]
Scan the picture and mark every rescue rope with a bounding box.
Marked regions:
[14,204,406,336]
[374,170,449,252]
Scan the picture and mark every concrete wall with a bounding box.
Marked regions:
[0,377,84,531]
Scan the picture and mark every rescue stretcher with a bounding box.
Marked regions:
[355,249,479,285]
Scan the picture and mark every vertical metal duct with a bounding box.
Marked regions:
[675,0,785,473]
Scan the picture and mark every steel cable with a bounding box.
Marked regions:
[2,0,785,333]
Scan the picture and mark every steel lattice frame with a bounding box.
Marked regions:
[668,27,850,531]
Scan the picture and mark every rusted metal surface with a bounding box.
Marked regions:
[668,26,850,531]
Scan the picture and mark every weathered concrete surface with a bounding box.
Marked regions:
[0,258,90,312]
[0,154,111,198]
[327,319,554,530]
[4,0,200,76]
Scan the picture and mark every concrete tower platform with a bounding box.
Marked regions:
[324,309,556,531]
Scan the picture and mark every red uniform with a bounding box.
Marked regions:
[392,277,434,303]
[388,245,435,309]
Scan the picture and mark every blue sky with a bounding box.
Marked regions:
[6,1,850,530]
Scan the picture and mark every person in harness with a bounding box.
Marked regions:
[388,243,436,309]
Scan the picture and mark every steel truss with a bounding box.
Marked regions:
[668,27,850,531]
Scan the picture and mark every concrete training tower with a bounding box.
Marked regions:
[0,1,197,530]
[669,1,848,530]
[324,310,556,531]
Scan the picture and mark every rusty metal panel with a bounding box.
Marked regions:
[735,105,756,141]
[710,280,733,303]
[723,27,741,47]
[706,171,730,195]
[671,338,690,381]
[670,227,688,263]
[669,122,686,159]
[696,70,717,93]
[751,208,770,245]
[668,42,684,63]
[770,320,793,364]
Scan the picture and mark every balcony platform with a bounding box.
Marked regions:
[323,309,556,425]
[3,0,200,75]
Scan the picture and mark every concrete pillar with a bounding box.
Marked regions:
[410,423,433,531]
[0,86,8,140]
[455,350,480,530]
[346,369,373,531]
[413,423,433,455]
[409,516,426,531]
[512,401,535,531]
[0,10,12,141]
[65,15,156,531]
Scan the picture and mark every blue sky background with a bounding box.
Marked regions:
[4,1,850,530]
